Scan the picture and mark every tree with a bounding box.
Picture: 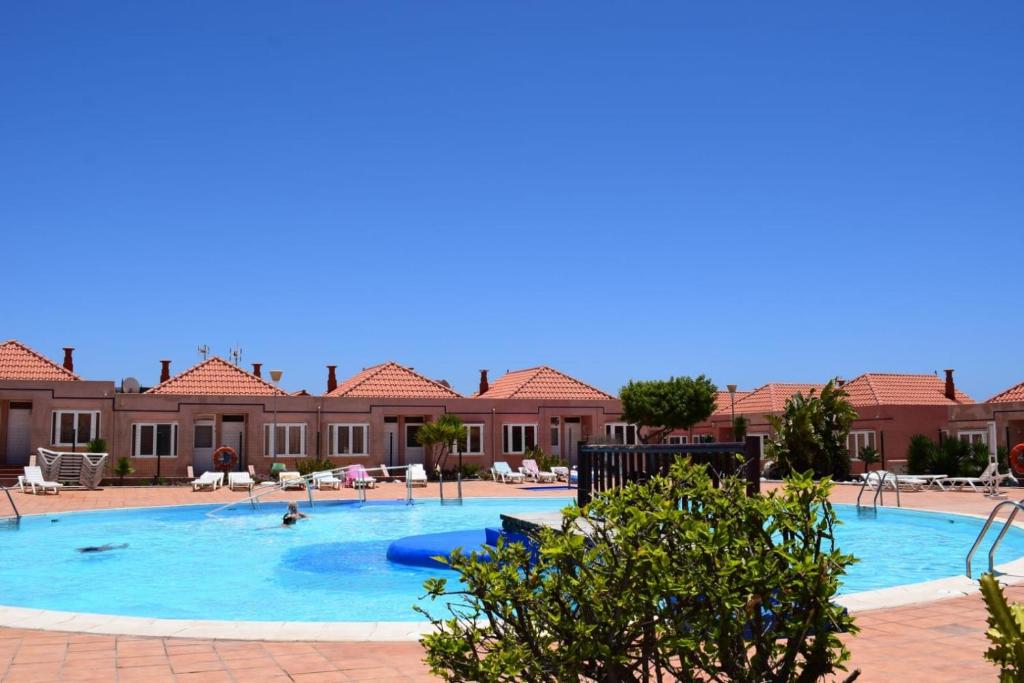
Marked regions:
[732,414,749,442]
[619,375,717,444]
[417,414,468,472]
[418,460,858,682]
[767,379,857,480]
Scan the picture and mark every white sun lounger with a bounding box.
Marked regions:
[492,462,525,484]
[312,470,343,490]
[945,463,1016,492]
[227,471,254,492]
[407,464,428,487]
[278,471,306,490]
[18,466,62,494]
[191,471,224,491]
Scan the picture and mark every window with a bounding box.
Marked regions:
[452,423,485,456]
[959,430,988,447]
[264,423,306,457]
[691,434,714,444]
[329,424,369,456]
[132,423,178,457]
[194,424,214,449]
[503,424,537,454]
[550,417,560,450]
[52,410,100,446]
[749,433,770,457]
[406,424,422,448]
[667,435,688,445]
[605,422,638,445]
[847,430,876,459]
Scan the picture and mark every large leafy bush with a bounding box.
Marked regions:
[980,573,1024,681]
[767,380,857,480]
[619,375,718,443]
[418,460,858,682]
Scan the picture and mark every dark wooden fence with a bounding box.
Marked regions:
[576,436,761,506]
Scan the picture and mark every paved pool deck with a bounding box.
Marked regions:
[2,479,1022,681]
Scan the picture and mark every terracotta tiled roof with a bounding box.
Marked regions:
[0,340,79,381]
[843,373,973,406]
[733,383,826,414]
[145,357,287,396]
[986,380,1024,404]
[712,390,752,416]
[327,362,462,398]
[476,366,613,400]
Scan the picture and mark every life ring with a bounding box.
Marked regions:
[212,446,238,473]
[1010,444,1024,477]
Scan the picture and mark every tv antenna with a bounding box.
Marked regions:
[197,344,210,360]
[229,345,243,366]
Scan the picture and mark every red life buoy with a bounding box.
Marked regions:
[212,446,238,473]
[1010,444,1024,477]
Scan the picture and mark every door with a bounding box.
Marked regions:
[5,405,32,465]
[384,423,399,467]
[193,421,215,473]
[404,423,425,465]
[565,421,582,467]
[221,419,245,470]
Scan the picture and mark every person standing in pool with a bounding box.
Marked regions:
[282,502,308,526]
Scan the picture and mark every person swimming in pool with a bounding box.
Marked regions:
[282,502,308,526]
[77,543,128,553]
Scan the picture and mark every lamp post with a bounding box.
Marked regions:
[727,384,737,440]
[270,370,283,468]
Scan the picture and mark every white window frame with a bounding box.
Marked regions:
[691,434,714,444]
[958,430,988,447]
[264,423,307,457]
[667,435,688,445]
[604,422,639,445]
[503,424,537,454]
[847,430,877,459]
[452,423,485,456]
[52,410,100,446]
[329,423,370,456]
[131,423,179,458]
[749,433,770,457]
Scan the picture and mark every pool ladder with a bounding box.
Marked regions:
[0,484,20,528]
[965,500,1024,577]
[856,471,901,511]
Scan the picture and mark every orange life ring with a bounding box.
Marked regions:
[1010,444,1024,477]
[212,446,238,473]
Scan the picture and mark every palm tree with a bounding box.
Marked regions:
[417,414,468,473]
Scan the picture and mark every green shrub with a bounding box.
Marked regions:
[906,434,934,474]
[732,414,748,441]
[295,456,336,476]
[858,445,880,467]
[768,379,856,480]
[87,438,108,453]
[524,447,566,472]
[113,457,134,484]
[418,459,858,682]
[980,573,1024,681]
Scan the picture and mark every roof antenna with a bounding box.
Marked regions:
[229,345,243,366]
[197,344,209,361]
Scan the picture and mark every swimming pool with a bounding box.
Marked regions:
[1,498,1021,622]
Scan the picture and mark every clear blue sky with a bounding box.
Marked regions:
[2,2,1021,399]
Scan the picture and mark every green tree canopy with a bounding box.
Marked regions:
[417,413,468,472]
[618,375,717,443]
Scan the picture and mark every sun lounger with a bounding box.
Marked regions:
[278,471,306,490]
[192,471,224,491]
[343,465,376,489]
[407,464,429,487]
[492,461,525,484]
[550,466,570,481]
[311,470,342,490]
[519,459,558,483]
[945,463,1016,492]
[227,471,254,492]
[18,466,62,494]
[860,470,927,492]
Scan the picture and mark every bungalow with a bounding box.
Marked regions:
[949,379,1024,452]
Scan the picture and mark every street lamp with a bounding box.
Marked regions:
[270,370,283,467]
[727,384,737,440]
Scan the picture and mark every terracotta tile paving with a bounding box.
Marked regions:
[5,480,1024,680]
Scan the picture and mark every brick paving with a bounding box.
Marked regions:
[3,480,1022,681]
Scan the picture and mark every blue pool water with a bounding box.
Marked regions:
[0,498,1021,622]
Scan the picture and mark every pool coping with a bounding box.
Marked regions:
[2,500,1022,641]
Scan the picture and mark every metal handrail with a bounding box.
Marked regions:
[1,484,20,524]
[207,464,409,517]
[856,471,901,511]
[966,500,1024,577]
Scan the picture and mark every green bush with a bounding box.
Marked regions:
[113,457,134,484]
[858,445,880,467]
[87,438,108,453]
[768,379,856,480]
[906,434,934,474]
[980,573,1024,681]
[295,456,336,476]
[439,463,482,480]
[418,459,858,682]
[525,446,566,472]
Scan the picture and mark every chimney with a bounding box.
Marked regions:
[160,360,171,383]
[327,365,338,393]
[251,363,262,378]
[62,347,74,373]
[479,369,489,395]
[944,369,956,401]
[836,377,845,387]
